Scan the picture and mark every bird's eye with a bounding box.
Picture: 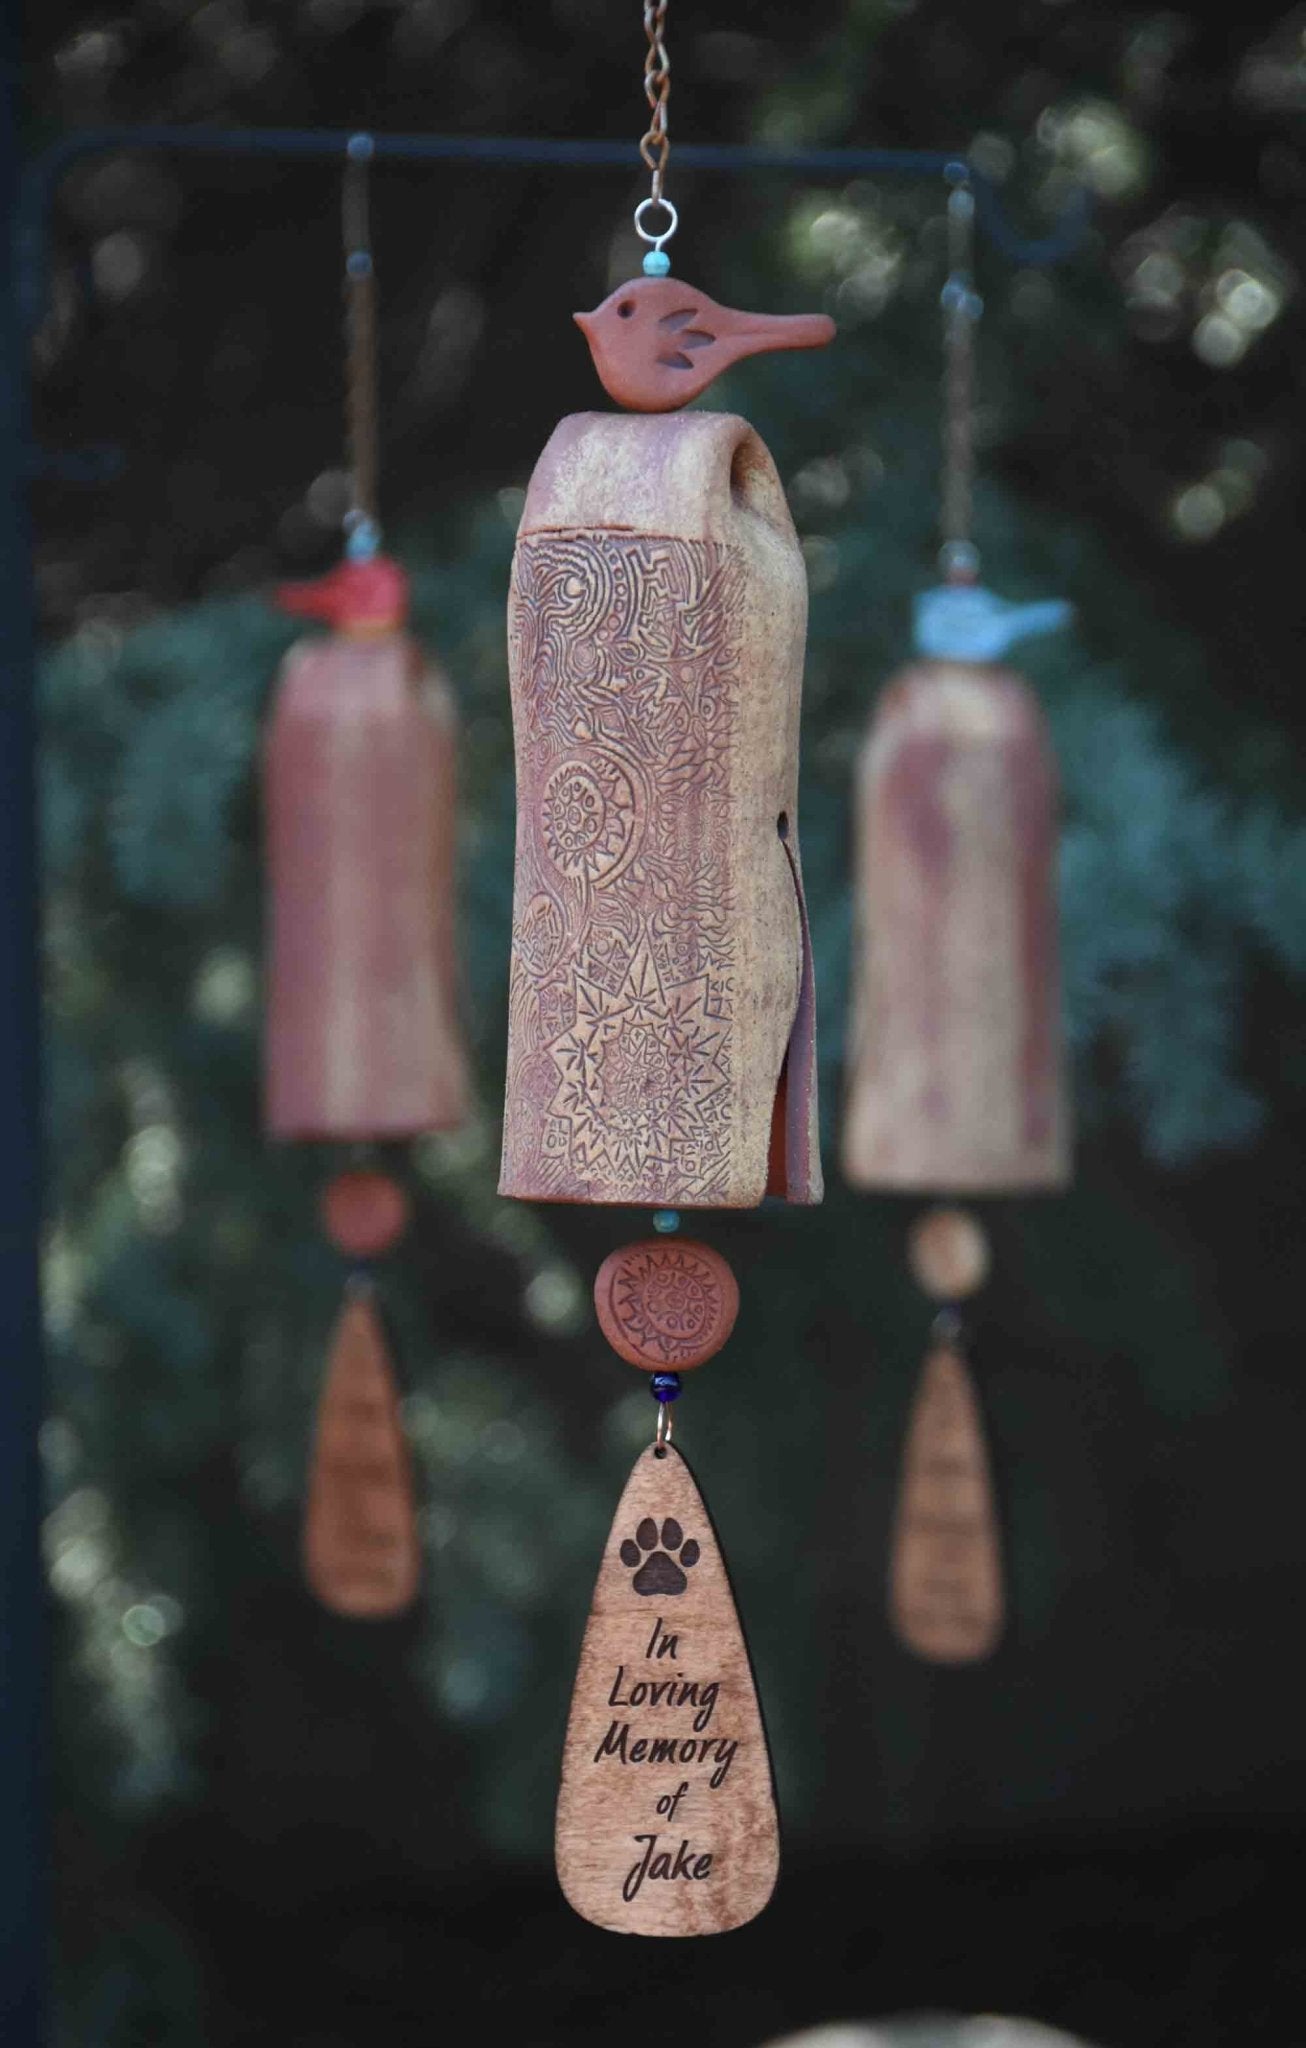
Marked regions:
[617,300,636,319]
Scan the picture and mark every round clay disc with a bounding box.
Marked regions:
[320,1170,411,1260]
[594,1237,740,1371]
[907,1205,990,1301]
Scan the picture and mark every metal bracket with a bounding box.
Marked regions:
[17,125,1091,336]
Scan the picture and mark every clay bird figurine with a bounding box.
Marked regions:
[575,274,835,414]
[913,583,1072,663]
[276,555,409,636]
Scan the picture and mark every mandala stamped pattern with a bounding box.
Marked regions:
[503,532,745,1205]
[541,752,642,886]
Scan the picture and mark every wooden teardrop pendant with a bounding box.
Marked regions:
[303,1283,420,1619]
[556,1441,778,1936]
[888,1337,1003,1665]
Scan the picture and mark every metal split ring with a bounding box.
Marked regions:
[634,195,679,249]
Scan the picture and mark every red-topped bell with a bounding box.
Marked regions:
[263,554,469,1141]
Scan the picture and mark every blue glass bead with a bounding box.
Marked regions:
[652,1209,681,1234]
[345,518,380,562]
[643,248,672,277]
[649,1373,682,1403]
[932,1307,964,1347]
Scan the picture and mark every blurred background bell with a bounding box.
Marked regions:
[842,583,1072,1195]
[263,553,469,1143]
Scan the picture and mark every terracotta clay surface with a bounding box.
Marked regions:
[303,1286,420,1619]
[907,1205,990,1302]
[500,410,821,1208]
[264,628,468,1141]
[888,1343,1004,1664]
[575,274,835,413]
[594,1238,739,1371]
[319,1169,411,1259]
[556,1442,779,1935]
[843,660,1070,1193]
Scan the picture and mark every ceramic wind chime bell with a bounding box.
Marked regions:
[263,146,469,1619]
[842,176,1071,1665]
[501,4,831,1936]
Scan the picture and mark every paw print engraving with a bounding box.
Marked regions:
[620,1517,701,1597]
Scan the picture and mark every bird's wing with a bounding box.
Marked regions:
[656,306,716,370]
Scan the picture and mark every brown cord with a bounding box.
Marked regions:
[940,181,978,578]
[640,0,671,208]
[343,152,379,530]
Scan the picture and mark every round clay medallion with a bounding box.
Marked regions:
[320,1170,411,1259]
[594,1237,740,1371]
[907,1205,990,1302]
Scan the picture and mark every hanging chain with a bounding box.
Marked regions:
[940,174,981,582]
[633,2,678,263]
[640,1,671,207]
[342,137,379,551]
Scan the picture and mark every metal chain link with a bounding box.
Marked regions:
[342,142,379,538]
[940,178,980,580]
[639,0,671,208]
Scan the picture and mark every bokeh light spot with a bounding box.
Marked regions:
[1171,482,1226,542]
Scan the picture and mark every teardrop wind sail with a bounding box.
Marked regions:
[888,1336,1004,1663]
[556,1443,779,1936]
[303,1285,421,1619]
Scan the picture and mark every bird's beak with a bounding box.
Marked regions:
[573,310,595,336]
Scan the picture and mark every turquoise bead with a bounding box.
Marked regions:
[345,520,380,562]
[643,249,671,277]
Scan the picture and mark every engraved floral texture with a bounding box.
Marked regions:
[541,751,642,886]
[609,1245,730,1367]
[544,949,730,1201]
[594,1235,739,1369]
[504,533,743,1205]
[509,535,742,754]
[515,891,567,979]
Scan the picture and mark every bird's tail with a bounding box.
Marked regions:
[729,310,836,355]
